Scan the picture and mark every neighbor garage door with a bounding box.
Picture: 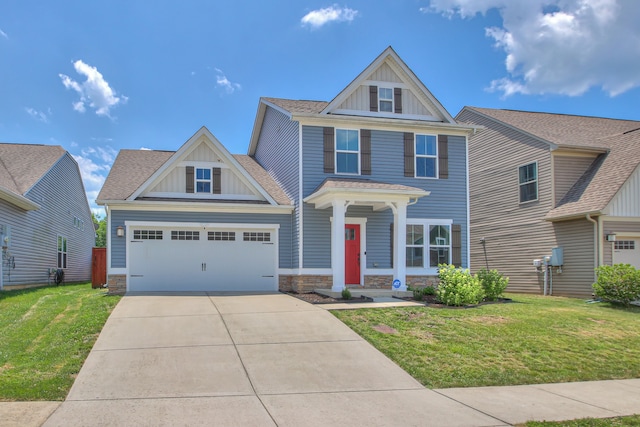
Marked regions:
[128,225,277,292]
[613,238,640,269]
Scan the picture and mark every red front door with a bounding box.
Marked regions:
[345,224,360,285]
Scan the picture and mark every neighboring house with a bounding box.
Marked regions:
[457,107,640,297]
[0,143,95,290]
[97,46,474,294]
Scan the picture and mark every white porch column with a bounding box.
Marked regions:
[331,199,346,291]
[393,201,408,291]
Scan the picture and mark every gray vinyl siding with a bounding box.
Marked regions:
[301,125,469,269]
[554,155,597,205]
[460,108,596,296]
[253,105,300,267]
[602,220,640,265]
[109,210,293,269]
[1,154,94,286]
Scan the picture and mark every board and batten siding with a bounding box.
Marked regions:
[301,125,469,270]
[253,105,301,268]
[606,165,640,217]
[109,210,293,270]
[602,220,640,265]
[461,109,559,293]
[553,154,597,205]
[1,154,94,286]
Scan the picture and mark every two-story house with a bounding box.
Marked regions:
[457,107,640,297]
[0,143,95,290]
[97,47,474,294]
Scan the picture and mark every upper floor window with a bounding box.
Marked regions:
[336,129,360,174]
[196,168,211,193]
[519,162,538,203]
[415,134,437,178]
[379,87,393,112]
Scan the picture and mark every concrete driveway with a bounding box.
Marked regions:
[44,292,502,427]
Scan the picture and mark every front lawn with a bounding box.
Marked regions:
[332,293,640,389]
[523,415,640,426]
[0,283,120,401]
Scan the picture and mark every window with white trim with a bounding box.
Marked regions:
[335,129,360,174]
[196,168,211,193]
[415,134,437,178]
[519,162,538,203]
[378,87,393,112]
[405,221,451,269]
[57,235,67,269]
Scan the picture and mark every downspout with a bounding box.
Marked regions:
[586,214,598,282]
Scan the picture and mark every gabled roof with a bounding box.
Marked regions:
[0,143,66,210]
[97,127,292,206]
[459,107,640,220]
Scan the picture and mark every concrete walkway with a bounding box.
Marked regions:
[4,293,639,426]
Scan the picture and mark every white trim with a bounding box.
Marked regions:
[465,134,471,270]
[377,86,394,113]
[0,186,40,211]
[414,133,439,179]
[334,128,361,175]
[346,217,367,286]
[125,221,280,230]
[178,161,227,168]
[365,80,408,89]
[615,233,640,238]
[331,109,441,122]
[107,267,127,275]
[278,268,333,275]
[100,202,293,214]
[142,192,263,201]
[518,160,539,204]
[298,122,304,270]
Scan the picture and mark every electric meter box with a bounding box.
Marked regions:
[550,247,563,266]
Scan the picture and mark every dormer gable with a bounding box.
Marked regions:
[322,46,456,123]
[129,127,279,205]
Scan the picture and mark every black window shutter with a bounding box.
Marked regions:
[394,88,402,114]
[323,127,335,173]
[438,135,449,179]
[404,132,414,177]
[369,85,378,112]
[361,129,371,175]
[451,224,462,267]
[212,167,221,194]
[186,166,194,193]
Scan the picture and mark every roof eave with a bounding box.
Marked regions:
[0,186,40,211]
[544,210,601,222]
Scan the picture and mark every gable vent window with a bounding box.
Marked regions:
[133,230,163,240]
[379,87,393,112]
[196,168,211,193]
[208,231,235,241]
[171,230,200,241]
[243,232,271,242]
[519,162,538,203]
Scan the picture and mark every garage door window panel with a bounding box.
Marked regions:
[243,232,271,242]
[133,230,163,240]
[208,231,235,241]
[171,230,200,240]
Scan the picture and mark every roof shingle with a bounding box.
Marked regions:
[0,143,66,196]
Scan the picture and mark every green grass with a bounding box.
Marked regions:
[332,293,640,389]
[522,415,640,426]
[0,283,121,401]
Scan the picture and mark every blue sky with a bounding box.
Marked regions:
[1,0,639,215]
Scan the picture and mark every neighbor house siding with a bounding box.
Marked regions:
[301,125,469,270]
[254,105,300,268]
[1,154,94,286]
[550,218,596,296]
[553,154,597,205]
[109,210,293,270]
[460,109,557,294]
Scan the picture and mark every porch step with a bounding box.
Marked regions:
[314,288,413,299]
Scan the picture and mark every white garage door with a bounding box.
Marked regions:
[613,238,640,269]
[128,226,277,292]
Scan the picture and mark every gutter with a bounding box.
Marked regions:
[0,186,40,211]
[586,214,598,282]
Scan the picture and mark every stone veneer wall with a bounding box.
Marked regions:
[406,276,439,288]
[107,274,126,295]
[279,274,438,292]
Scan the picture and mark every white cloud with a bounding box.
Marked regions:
[59,60,128,117]
[214,68,241,94]
[426,0,640,97]
[301,4,358,29]
[24,107,51,123]
[72,145,117,212]
[0,29,7,39]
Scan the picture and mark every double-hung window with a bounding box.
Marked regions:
[379,87,393,112]
[196,168,211,193]
[405,221,452,270]
[335,129,360,174]
[519,162,537,203]
[57,235,67,269]
[415,134,437,178]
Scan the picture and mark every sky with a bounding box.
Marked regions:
[1,0,639,216]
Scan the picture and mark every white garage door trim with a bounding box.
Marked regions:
[125,221,279,292]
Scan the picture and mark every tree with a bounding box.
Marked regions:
[92,213,107,248]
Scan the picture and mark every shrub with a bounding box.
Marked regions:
[436,264,484,306]
[593,264,640,306]
[412,287,424,301]
[423,285,436,296]
[341,287,352,300]
[476,268,509,301]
